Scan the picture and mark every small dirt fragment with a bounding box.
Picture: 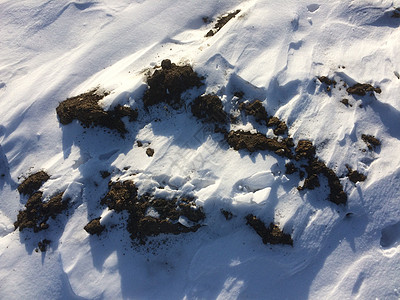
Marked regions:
[346,83,381,96]
[221,209,233,220]
[361,134,381,150]
[37,239,51,252]
[267,117,288,135]
[205,9,241,37]
[340,99,352,107]
[245,214,293,246]
[191,94,227,123]
[18,171,50,196]
[84,218,105,236]
[285,162,298,174]
[346,165,367,184]
[146,148,154,157]
[100,171,111,179]
[143,59,204,107]
[318,76,336,86]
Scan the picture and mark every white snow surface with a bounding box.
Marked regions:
[1,0,400,299]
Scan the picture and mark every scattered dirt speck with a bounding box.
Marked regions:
[346,165,367,184]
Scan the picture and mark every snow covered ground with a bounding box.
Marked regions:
[1,0,400,299]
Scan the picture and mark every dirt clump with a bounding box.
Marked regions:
[205,9,241,37]
[56,89,138,135]
[146,148,155,157]
[239,100,269,123]
[285,162,298,175]
[340,99,352,107]
[14,192,69,232]
[245,214,293,246]
[102,181,205,243]
[191,94,227,123]
[392,7,400,18]
[346,83,381,96]
[295,140,316,161]
[37,239,51,252]
[221,209,233,220]
[361,134,381,150]
[18,171,50,196]
[143,59,204,107]
[318,76,337,86]
[227,130,292,157]
[267,117,288,135]
[346,165,367,184]
[84,218,105,236]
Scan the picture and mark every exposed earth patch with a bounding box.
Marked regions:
[18,171,50,196]
[191,94,227,123]
[206,9,241,37]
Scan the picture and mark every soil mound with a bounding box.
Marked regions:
[56,89,137,135]
[361,134,381,150]
[102,180,205,243]
[227,130,292,157]
[191,94,227,123]
[245,214,293,246]
[239,100,269,123]
[18,171,50,196]
[143,59,204,107]
[14,192,69,232]
[206,9,241,37]
[267,117,288,136]
[346,83,381,96]
[346,165,367,184]
[84,218,105,236]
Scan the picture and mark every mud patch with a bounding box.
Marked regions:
[143,59,204,107]
[361,134,381,150]
[206,9,241,37]
[101,180,205,243]
[346,83,381,96]
[18,171,50,196]
[84,218,105,236]
[392,7,400,18]
[227,130,293,157]
[285,162,298,175]
[245,214,293,246]
[14,192,69,232]
[56,89,137,135]
[191,94,227,123]
[346,165,366,184]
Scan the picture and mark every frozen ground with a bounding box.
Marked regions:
[0,0,400,299]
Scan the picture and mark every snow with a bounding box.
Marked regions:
[1,0,400,299]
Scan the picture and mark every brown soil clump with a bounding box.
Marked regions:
[340,99,352,107]
[56,89,137,135]
[14,192,69,232]
[18,171,50,196]
[361,134,381,150]
[221,209,233,220]
[146,148,155,157]
[227,130,292,157]
[239,100,269,123]
[206,9,241,37]
[100,171,111,178]
[295,140,316,160]
[84,218,105,236]
[143,59,204,107]
[285,162,298,175]
[318,76,337,86]
[37,239,51,252]
[245,214,293,246]
[191,94,227,123]
[346,165,367,184]
[392,7,400,18]
[267,117,288,135]
[346,83,381,96]
[102,181,205,243]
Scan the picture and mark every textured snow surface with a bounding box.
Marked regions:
[1,0,400,299]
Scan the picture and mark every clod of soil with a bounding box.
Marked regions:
[143,59,204,107]
[37,239,51,252]
[221,209,233,220]
[205,9,241,37]
[346,165,367,184]
[100,171,111,178]
[227,130,292,157]
[146,148,155,157]
[18,171,50,196]
[191,94,227,123]
[245,214,293,246]
[101,181,205,243]
[56,89,138,135]
[361,134,381,150]
[318,76,337,86]
[267,117,288,136]
[392,7,400,18]
[340,99,352,107]
[84,218,105,236]
[239,100,269,123]
[285,162,298,174]
[295,140,316,161]
[346,83,381,96]
[14,192,69,232]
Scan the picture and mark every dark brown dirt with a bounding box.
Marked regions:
[340,99,352,107]
[101,180,205,243]
[267,117,288,135]
[84,218,105,236]
[191,94,227,123]
[245,214,293,246]
[37,239,51,252]
[14,192,69,232]
[318,76,337,86]
[18,171,50,196]
[346,83,381,96]
[100,171,111,178]
[221,209,233,220]
[295,140,316,161]
[239,100,269,123]
[285,162,298,175]
[146,148,155,157]
[205,9,241,37]
[56,89,138,135]
[346,165,367,184]
[226,130,293,157]
[392,7,400,18]
[142,59,204,107]
[361,134,381,150]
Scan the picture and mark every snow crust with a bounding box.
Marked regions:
[1,0,400,299]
